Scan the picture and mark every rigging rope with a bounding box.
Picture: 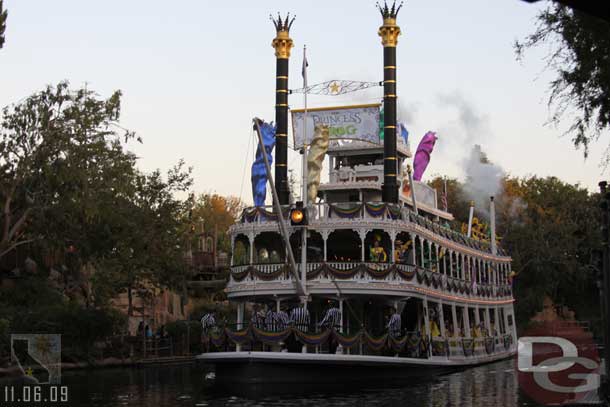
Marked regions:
[238,127,253,204]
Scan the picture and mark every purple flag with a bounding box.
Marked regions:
[413,131,437,181]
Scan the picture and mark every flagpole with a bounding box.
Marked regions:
[443,177,448,212]
[302,45,308,209]
[300,45,309,353]
[301,46,308,292]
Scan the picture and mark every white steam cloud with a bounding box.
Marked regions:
[463,145,505,217]
[435,91,507,218]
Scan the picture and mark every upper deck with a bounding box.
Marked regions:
[228,139,512,303]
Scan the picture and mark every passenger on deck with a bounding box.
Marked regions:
[430,319,441,337]
[472,323,481,338]
[288,304,310,353]
[289,304,310,333]
[251,304,265,329]
[319,304,341,330]
[387,307,402,338]
[275,307,290,331]
[319,303,341,354]
[265,304,279,332]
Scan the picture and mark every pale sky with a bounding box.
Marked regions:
[1,0,607,205]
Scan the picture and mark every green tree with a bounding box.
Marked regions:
[191,193,243,253]
[1,82,193,317]
[430,172,601,330]
[427,176,470,228]
[501,177,601,328]
[0,81,135,262]
[516,4,610,159]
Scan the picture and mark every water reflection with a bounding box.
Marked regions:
[54,359,545,407]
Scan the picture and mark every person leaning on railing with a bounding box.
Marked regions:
[287,305,310,353]
[319,304,341,354]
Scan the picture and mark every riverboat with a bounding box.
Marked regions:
[197,2,517,384]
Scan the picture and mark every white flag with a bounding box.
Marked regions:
[302,47,308,88]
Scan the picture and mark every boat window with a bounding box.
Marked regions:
[327,229,361,262]
[232,234,250,266]
[254,232,285,263]
[364,230,391,263]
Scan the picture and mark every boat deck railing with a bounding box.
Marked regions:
[202,323,516,360]
[237,203,508,257]
[228,261,513,300]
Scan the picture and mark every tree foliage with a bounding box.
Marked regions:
[190,193,243,252]
[0,82,193,325]
[0,81,136,261]
[431,173,601,331]
[516,4,610,159]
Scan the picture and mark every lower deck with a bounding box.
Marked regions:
[198,349,516,384]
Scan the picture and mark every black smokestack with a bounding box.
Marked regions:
[271,13,295,205]
[377,1,402,203]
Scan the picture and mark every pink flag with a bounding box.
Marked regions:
[413,131,437,181]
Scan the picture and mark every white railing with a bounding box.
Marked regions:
[236,202,509,259]
[228,261,513,300]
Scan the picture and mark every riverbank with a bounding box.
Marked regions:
[0,355,197,383]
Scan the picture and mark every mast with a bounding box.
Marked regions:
[377,1,402,203]
[467,201,475,238]
[271,13,294,205]
[253,118,305,298]
[301,45,309,300]
[490,196,497,255]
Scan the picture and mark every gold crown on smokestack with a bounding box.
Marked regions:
[270,12,295,33]
[377,1,402,46]
[270,12,295,58]
[376,1,403,22]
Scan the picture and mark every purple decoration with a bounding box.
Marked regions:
[413,131,437,181]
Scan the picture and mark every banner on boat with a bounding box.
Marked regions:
[291,104,381,148]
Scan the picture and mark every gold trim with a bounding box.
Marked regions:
[291,103,381,114]
[276,89,289,93]
[276,104,288,107]
[384,125,396,129]
[275,133,288,137]
[384,80,396,83]
[379,23,401,47]
[383,17,397,26]
[276,76,288,79]
[385,157,397,160]
[385,94,397,98]
[272,30,294,59]
[275,164,287,167]
[384,65,396,69]
[385,173,397,177]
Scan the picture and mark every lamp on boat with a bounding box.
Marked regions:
[290,201,308,226]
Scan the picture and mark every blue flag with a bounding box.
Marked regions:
[251,120,276,207]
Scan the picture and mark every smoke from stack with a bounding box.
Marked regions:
[463,145,504,217]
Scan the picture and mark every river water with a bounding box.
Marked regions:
[53,359,556,407]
